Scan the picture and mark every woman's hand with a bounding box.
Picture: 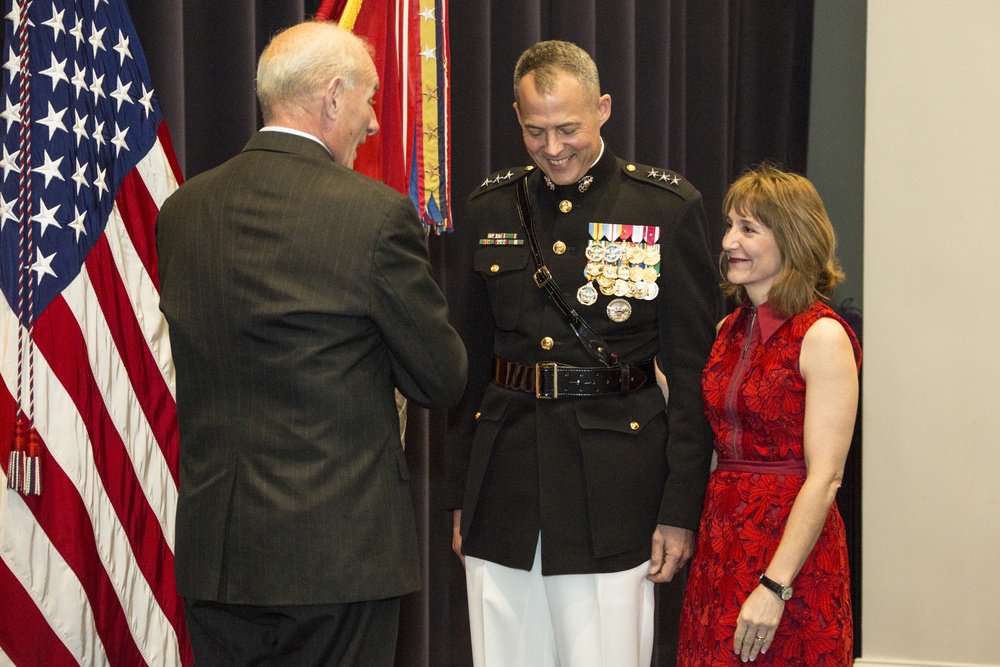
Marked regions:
[733,585,785,662]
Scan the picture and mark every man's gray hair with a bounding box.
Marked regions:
[256,22,374,122]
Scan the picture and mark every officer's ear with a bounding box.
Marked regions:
[597,94,611,127]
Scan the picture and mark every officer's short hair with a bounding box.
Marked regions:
[513,40,601,107]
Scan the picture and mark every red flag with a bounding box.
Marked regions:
[0,0,191,664]
[316,0,451,233]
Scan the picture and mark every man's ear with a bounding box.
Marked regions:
[513,101,522,125]
[597,94,611,127]
[325,76,344,118]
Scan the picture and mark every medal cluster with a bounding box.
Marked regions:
[577,233,661,322]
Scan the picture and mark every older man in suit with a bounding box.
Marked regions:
[156,21,467,666]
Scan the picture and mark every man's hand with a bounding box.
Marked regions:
[452,510,465,566]
[646,524,695,583]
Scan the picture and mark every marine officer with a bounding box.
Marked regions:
[447,39,720,666]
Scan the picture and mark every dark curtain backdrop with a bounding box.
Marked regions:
[125,2,815,665]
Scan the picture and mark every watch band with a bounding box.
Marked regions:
[759,574,793,601]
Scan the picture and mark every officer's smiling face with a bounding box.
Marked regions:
[514,70,611,186]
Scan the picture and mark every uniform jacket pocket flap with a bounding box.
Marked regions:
[574,388,665,435]
[473,246,530,275]
[475,383,513,423]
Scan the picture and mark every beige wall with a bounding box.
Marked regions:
[862,1,1000,665]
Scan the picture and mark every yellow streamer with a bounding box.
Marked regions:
[338,0,364,31]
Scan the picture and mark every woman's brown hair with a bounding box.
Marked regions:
[720,163,844,316]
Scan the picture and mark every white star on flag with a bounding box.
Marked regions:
[0,0,190,664]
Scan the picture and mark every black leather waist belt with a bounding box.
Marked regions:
[493,357,657,399]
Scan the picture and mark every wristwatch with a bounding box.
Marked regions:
[759,574,793,601]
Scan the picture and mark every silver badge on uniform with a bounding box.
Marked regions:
[607,298,632,322]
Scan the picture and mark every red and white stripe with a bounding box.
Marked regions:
[0,126,192,666]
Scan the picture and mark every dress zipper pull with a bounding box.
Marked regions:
[742,308,757,359]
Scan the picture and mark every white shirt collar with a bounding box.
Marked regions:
[260,126,332,156]
[592,138,605,169]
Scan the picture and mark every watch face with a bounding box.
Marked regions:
[780,587,793,601]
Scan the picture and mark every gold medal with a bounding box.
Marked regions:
[604,243,623,263]
[577,282,598,306]
[585,241,606,262]
[628,246,647,265]
[642,267,658,283]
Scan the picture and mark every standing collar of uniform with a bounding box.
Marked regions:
[544,140,617,198]
[740,298,791,343]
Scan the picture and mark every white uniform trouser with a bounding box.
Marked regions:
[465,537,655,667]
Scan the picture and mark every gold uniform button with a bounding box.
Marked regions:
[558,200,573,213]
[540,336,555,350]
[526,165,535,171]
[626,164,637,172]
[553,240,567,255]
[490,264,500,273]
[475,412,482,420]
[630,421,640,431]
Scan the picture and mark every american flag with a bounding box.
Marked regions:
[0,0,190,665]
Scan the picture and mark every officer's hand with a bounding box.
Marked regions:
[451,510,465,566]
[646,524,694,583]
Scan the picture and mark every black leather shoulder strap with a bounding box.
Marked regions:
[515,179,615,367]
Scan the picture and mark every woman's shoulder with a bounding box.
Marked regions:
[800,304,862,368]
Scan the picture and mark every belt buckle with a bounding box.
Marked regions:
[535,361,558,399]
[533,266,553,288]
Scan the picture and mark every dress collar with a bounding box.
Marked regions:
[742,299,791,343]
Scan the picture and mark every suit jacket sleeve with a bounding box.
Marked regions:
[371,196,467,409]
[657,191,720,530]
[443,203,496,509]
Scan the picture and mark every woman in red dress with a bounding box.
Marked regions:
[677,164,861,665]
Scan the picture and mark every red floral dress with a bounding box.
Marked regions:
[677,300,861,666]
